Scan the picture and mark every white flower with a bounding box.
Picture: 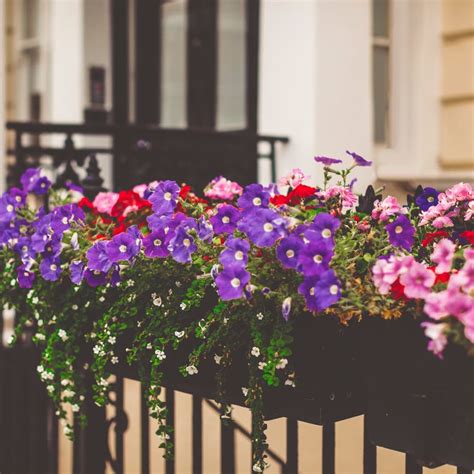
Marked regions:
[108,336,116,345]
[155,350,166,361]
[252,463,263,472]
[251,346,260,357]
[63,389,75,398]
[64,425,73,436]
[175,281,182,287]
[72,404,80,413]
[111,356,119,364]
[186,365,198,375]
[256,312,264,320]
[58,329,68,341]
[153,296,162,307]
[99,296,105,303]
[174,331,185,338]
[223,317,229,324]
[93,344,102,355]
[285,379,296,388]
[180,302,187,310]
[72,304,78,311]
[7,335,15,345]
[276,358,288,370]
[37,319,43,327]
[10,279,16,286]
[47,385,55,393]
[146,343,152,350]
[61,379,70,386]
[35,333,46,341]
[31,296,39,305]
[241,387,248,397]
[214,354,222,365]
[37,365,44,374]
[258,362,266,370]
[126,279,135,287]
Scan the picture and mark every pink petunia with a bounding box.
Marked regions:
[431,238,455,274]
[93,192,119,214]
[400,261,435,299]
[432,216,454,229]
[424,291,449,320]
[371,196,405,222]
[204,176,243,200]
[465,201,474,221]
[422,322,448,358]
[445,182,474,202]
[278,168,310,189]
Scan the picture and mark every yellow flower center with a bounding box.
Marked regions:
[263,223,273,232]
[50,264,57,271]
[164,192,172,201]
[231,278,240,288]
[253,197,262,206]
[313,254,323,264]
[322,229,332,238]
[119,244,127,253]
[153,239,162,246]
[235,250,244,260]
[222,216,230,224]
[330,285,339,295]
[286,249,295,258]
[309,287,315,296]
[183,238,191,247]
[395,225,403,234]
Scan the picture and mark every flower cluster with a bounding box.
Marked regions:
[1,155,473,471]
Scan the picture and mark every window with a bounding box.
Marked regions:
[372,0,390,144]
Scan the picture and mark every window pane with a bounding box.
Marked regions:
[216,0,246,130]
[373,0,389,38]
[161,0,187,128]
[373,45,389,143]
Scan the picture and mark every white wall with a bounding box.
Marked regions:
[259,0,375,189]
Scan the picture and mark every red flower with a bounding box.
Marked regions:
[422,230,449,247]
[78,197,96,213]
[287,185,317,205]
[460,230,474,245]
[270,194,289,207]
[390,278,407,301]
[427,266,450,285]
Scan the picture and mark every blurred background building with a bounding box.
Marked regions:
[0,0,473,472]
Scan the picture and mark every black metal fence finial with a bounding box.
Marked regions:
[81,154,106,200]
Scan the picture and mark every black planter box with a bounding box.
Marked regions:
[110,314,366,426]
[363,317,474,469]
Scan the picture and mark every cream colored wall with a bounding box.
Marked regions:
[54,377,464,474]
[440,0,474,168]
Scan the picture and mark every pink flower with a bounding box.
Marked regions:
[453,260,474,293]
[445,182,474,202]
[372,258,392,294]
[400,262,435,299]
[372,255,414,294]
[132,184,148,198]
[431,238,455,274]
[422,322,448,358]
[465,247,474,261]
[371,196,405,222]
[204,176,243,200]
[465,200,474,221]
[278,168,310,189]
[424,291,448,320]
[447,290,474,319]
[319,185,357,209]
[93,192,119,214]
[432,216,454,228]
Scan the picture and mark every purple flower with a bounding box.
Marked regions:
[386,215,415,251]
[13,237,36,262]
[276,235,303,269]
[17,264,35,288]
[169,227,196,263]
[110,264,122,287]
[143,228,170,258]
[308,212,341,241]
[197,216,214,242]
[8,188,27,207]
[210,204,240,234]
[40,257,61,281]
[84,269,107,287]
[298,240,333,276]
[237,184,270,211]
[70,261,85,285]
[107,231,140,262]
[239,208,286,247]
[0,194,16,223]
[314,156,342,166]
[415,187,439,211]
[282,297,292,321]
[20,168,40,192]
[215,266,250,300]
[42,235,62,258]
[31,176,51,195]
[219,237,250,268]
[86,241,112,273]
[346,150,372,167]
[298,270,341,312]
[149,180,180,216]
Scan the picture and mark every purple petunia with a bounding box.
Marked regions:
[20,168,41,192]
[298,240,333,276]
[237,184,270,211]
[168,227,196,263]
[215,266,251,301]
[107,231,140,263]
[210,204,240,235]
[70,261,85,285]
[142,228,170,258]
[281,297,292,321]
[308,212,341,241]
[197,216,214,242]
[386,214,415,251]
[31,176,52,195]
[17,264,35,288]
[239,208,286,247]
[219,237,250,268]
[314,156,343,166]
[84,269,107,287]
[8,187,27,207]
[0,193,16,223]
[346,150,372,167]
[415,187,439,211]
[149,180,180,216]
[13,237,36,262]
[39,257,62,281]
[276,235,303,269]
[298,269,341,312]
[86,241,112,273]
